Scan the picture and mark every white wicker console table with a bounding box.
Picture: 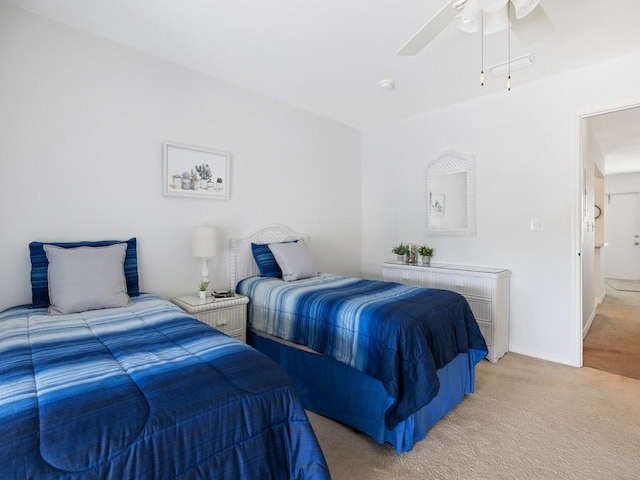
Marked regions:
[382,262,510,363]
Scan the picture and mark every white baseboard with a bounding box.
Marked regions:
[583,308,597,339]
[584,291,606,338]
[507,346,576,367]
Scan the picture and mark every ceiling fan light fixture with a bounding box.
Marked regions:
[510,0,541,19]
[483,6,509,35]
[477,0,508,13]
[454,2,481,33]
[452,0,470,10]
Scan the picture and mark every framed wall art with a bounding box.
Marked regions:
[430,192,445,216]
[163,142,231,200]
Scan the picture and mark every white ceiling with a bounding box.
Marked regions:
[5,0,640,171]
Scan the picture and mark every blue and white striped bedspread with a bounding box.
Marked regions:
[237,274,488,429]
[0,294,330,479]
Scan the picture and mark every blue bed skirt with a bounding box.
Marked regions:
[248,330,480,453]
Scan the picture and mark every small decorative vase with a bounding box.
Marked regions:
[396,255,404,262]
[406,244,417,264]
[422,256,431,266]
[198,291,206,299]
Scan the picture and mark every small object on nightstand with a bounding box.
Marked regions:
[172,294,249,343]
[213,290,234,298]
[198,280,209,299]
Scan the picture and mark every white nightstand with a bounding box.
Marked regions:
[172,294,249,343]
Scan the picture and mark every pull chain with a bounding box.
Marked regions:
[480,11,484,86]
[507,4,511,91]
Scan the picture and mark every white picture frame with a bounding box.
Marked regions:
[163,142,231,200]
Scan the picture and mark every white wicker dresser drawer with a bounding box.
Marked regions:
[477,323,493,348]
[465,298,492,323]
[426,272,492,298]
[383,266,492,298]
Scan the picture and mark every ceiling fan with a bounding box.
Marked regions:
[397,0,554,56]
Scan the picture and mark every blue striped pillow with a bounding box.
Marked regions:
[251,242,283,278]
[29,238,139,308]
[251,241,299,278]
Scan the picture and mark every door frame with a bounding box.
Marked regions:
[577,102,640,368]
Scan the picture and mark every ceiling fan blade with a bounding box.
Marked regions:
[396,0,459,56]
[510,3,554,46]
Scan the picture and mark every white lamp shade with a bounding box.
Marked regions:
[454,1,481,33]
[192,226,218,258]
[510,0,541,19]
[483,6,509,35]
[477,0,508,13]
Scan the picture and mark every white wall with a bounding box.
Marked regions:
[0,4,362,311]
[606,172,640,193]
[362,53,640,366]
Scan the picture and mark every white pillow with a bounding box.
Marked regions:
[44,243,131,315]
[268,241,317,282]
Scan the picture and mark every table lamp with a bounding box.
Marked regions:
[192,226,218,285]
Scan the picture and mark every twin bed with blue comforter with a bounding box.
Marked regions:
[237,274,487,431]
[231,225,488,453]
[0,238,330,479]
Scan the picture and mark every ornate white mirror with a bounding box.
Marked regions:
[425,150,476,236]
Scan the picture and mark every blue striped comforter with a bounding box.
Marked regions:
[0,294,330,479]
[237,274,488,429]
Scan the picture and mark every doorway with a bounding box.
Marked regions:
[605,192,640,281]
[581,104,640,373]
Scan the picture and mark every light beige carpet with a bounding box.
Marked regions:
[310,353,640,480]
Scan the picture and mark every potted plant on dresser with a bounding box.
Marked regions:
[418,245,434,266]
[392,243,408,262]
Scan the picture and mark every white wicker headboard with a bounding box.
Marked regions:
[229,224,308,291]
